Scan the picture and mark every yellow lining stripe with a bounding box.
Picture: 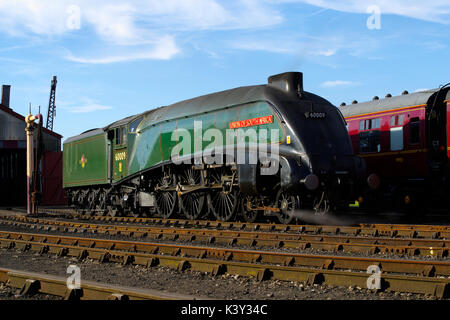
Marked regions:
[359,148,427,158]
[345,104,426,120]
[64,178,107,185]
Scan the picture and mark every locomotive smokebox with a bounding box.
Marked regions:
[268,72,303,96]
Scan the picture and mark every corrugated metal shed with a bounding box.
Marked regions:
[0,100,64,206]
[0,103,62,151]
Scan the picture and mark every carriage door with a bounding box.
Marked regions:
[428,92,448,174]
[113,126,128,181]
[447,101,450,168]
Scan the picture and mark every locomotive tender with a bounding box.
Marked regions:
[340,85,450,210]
[63,72,363,222]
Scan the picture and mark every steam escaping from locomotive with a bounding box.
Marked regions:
[290,209,358,226]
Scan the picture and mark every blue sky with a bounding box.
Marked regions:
[0,0,449,142]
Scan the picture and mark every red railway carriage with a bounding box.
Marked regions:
[340,87,450,210]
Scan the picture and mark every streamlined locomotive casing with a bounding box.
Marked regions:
[63,72,363,220]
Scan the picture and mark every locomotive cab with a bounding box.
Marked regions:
[107,123,129,182]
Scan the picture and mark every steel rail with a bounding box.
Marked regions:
[36,208,450,231]
[1,230,450,277]
[0,268,205,300]
[1,217,449,258]
[69,212,450,238]
[0,232,449,298]
[4,212,450,239]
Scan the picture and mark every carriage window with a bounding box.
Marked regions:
[361,118,380,131]
[375,118,381,129]
[391,114,404,127]
[129,117,143,133]
[359,131,380,153]
[390,127,403,151]
[410,117,420,144]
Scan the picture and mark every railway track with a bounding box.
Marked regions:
[0,228,449,298]
[0,267,203,300]
[1,215,450,258]
[11,207,450,238]
[2,210,450,299]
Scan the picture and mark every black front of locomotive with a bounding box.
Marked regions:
[266,72,364,211]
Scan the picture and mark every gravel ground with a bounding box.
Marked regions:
[0,248,440,300]
[0,282,60,300]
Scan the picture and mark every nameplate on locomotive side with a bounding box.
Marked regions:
[229,115,273,129]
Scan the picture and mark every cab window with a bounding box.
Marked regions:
[129,117,143,133]
[115,127,127,145]
[115,128,121,145]
[122,126,127,145]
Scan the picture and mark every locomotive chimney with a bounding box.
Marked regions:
[1,85,11,108]
[268,72,304,97]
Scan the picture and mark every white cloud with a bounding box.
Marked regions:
[283,0,450,24]
[0,0,283,63]
[0,1,70,36]
[229,33,378,59]
[321,80,360,87]
[66,36,180,63]
[232,40,295,54]
[59,98,112,113]
[2,0,446,65]
[0,1,280,40]
[230,37,336,55]
[316,49,337,56]
[70,104,112,113]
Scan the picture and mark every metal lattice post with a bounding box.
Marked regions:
[46,75,57,131]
